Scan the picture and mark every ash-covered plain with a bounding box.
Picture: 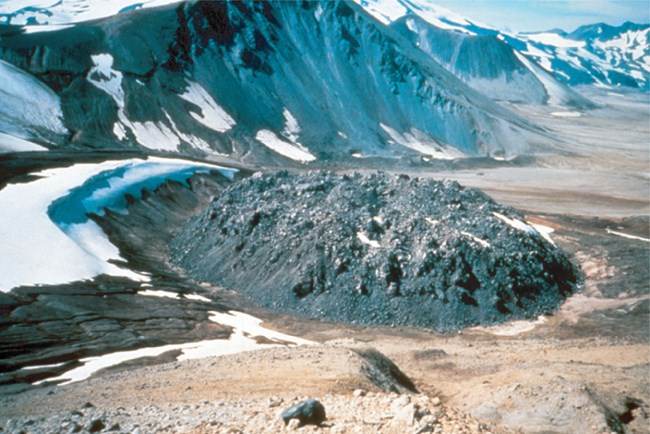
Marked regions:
[171,171,580,331]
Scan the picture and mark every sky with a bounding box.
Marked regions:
[433,0,650,33]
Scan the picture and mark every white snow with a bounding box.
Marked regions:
[460,231,491,248]
[21,24,73,33]
[528,222,556,246]
[471,315,547,336]
[0,160,147,292]
[0,59,67,139]
[179,81,235,133]
[0,132,47,152]
[282,108,301,143]
[525,33,585,48]
[606,229,650,243]
[493,212,536,234]
[255,130,316,162]
[129,120,180,151]
[0,157,235,293]
[0,0,184,26]
[185,294,211,302]
[139,289,179,299]
[357,232,380,248]
[372,216,384,224]
[88,55,202,151]
[425,217,439,226]
[87,54,124,105]
[36,310,313,385]
[380,123,465,160]
[21,361,67,371]
[551,111,582,118]
[353,0,486,34]
[514,51,569,106]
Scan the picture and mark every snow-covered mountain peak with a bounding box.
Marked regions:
[353,0,492,34]
[0,0,181,26]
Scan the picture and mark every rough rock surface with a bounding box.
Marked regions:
[171,171,580,331]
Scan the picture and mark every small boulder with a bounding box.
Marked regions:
[281,399,326,426]
[88,418,105,433]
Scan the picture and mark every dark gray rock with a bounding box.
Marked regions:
[171,171,580,331]
[281,399,326,426]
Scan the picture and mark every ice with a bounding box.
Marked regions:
[0,160,147,292]
[357,232,380,248]
[179,81,236,133]
[0,157,236,293]
[255,129,316,162]
[37,310,313,385]
[139,289,179,299]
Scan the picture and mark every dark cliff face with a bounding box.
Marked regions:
[0,0,544,161]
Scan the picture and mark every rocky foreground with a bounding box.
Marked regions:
[171,171,580,331]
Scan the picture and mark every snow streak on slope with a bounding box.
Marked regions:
[88,53,181,151]
[0,59,66,144]
[255,130,316,162]
[179,82,236,133]
[0,157,235,292]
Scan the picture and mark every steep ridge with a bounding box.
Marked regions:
[0,0,545,161]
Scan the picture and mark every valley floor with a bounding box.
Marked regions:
[0,91,648,434]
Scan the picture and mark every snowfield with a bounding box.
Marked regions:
[0,157,235,293]
[34,310,313,385]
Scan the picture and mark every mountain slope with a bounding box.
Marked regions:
[0,0,546,161]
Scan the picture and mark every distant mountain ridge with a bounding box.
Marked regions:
[0,0,647,162]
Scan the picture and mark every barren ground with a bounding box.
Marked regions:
[0,90,648,434]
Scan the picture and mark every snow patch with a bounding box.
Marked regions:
[461,231,491,248]
[282,108,301,143]
[185,294,211,303]
[180,81,235,133]
[0,132,47,152]
[255,130,316,162]
[551,111,582,118]
[357,232,380,248]
[493,212,536,234]
[528,222,556,246]
[36,310,313,385]
[139,289,179,299]
[380,123,465,160]
[0,157,236,293]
